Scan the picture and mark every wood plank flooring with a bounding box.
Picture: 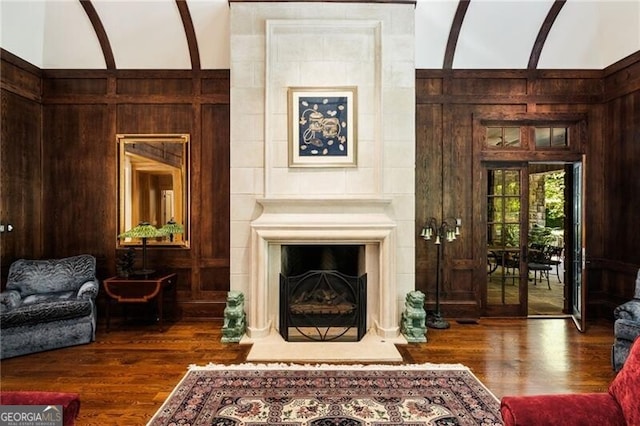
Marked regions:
[0,318,617,425]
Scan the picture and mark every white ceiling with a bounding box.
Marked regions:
[0,0,638,70]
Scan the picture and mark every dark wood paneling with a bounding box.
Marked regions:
[201,72,231,95]
[42,104,113,265]
[200,104,230,260]
[3,50,638,321]
[200,267,231,292]
[449,78,527,96]
[43,78,108,96]
[0,59,42,102]
[117,78,193,96]
[416,63,640,321]
[33,71,230,319]
[530,78,603,97]
[116,104,193,133]
[604,91,640,266]
[0,91,42,273]
[1,51,43,279]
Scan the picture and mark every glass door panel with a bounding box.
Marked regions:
[571,161,586,331]
[486,166,528,315]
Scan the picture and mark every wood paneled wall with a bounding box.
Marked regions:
[1,51,230,318]
[0,51,43,276]
[416,53,640,320]
[2,48,638,321]
[589,55,640,317]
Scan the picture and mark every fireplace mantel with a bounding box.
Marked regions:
[256,197,392,213]
[248,197,399,339]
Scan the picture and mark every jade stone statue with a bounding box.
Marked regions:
[401,290,427,343]
[221,291,246,343]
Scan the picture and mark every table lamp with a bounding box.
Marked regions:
[161,218,184,242]
[118,222,167,275]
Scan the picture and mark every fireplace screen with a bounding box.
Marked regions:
[279,270,366,342]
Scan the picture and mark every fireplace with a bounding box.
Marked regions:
[247,198,401,340]
[279,245,367,342]
[230,3,416,349]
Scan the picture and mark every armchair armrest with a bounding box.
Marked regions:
[77,279,99,300]
[614,299,640,321]
[500,393,625,426]
[0,290,21,312]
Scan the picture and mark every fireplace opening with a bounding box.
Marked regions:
[279,245,366,342]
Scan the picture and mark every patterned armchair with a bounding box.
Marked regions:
[0,255,99,359]
[612,269,640,371]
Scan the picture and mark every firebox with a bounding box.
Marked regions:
[279,245,367,342]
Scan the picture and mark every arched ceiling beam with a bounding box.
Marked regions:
[79,0,115,70]
[176,0,200,71]
[443,0,470,69]
[528,0,566,70]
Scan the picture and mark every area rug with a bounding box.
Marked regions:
[147,363,502,426]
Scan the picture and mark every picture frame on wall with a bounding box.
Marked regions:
[288,86,357,168]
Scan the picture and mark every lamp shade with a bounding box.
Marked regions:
[161,219,184,236]
[118,222,167,239]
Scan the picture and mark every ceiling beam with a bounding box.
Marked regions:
[528,0,566,70]
[79,0,115,70]
[443,0,470,70]
[177,0,200,71]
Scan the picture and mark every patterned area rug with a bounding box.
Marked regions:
[147,363,502,426]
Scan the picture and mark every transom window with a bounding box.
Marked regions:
[487,127,520,148]
[535,127,568,148]
[484,124,572,151]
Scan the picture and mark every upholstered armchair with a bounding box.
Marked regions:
[0,255,99,359]
[612,269,640,371]
[501,337,640,426]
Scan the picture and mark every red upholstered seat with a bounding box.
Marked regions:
[0,391,80,426]
[500,336,640,426]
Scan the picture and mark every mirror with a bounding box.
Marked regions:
[117,134,189,247]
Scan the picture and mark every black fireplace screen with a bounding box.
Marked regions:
[279,270,366,342]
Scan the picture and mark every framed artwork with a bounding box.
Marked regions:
[288,87,357,167]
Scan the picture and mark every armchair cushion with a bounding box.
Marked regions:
[502,338,640,426]
[1,300,93,328]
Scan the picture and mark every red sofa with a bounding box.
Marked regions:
[500,337,640,426]
[0,391,80,426]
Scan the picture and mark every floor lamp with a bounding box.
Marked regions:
[420,217,462,329]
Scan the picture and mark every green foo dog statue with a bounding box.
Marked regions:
[221,291,246,343]
[401,290,427,343]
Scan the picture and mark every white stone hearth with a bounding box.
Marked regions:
[243,329,405,362]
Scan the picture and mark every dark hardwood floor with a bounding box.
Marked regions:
[0,318,617,425]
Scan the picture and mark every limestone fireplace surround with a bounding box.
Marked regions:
[247,197,399,340]
[230,3,416,354]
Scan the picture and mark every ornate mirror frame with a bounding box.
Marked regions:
[117,134,190,248]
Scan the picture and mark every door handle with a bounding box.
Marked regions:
[0,223,13,233]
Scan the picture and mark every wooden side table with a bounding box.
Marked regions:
[103,272,177,331]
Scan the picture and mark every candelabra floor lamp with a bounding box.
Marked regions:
[420,217,462,329]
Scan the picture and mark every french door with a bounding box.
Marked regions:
[570,161,586,331]
[485,164,529,316]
